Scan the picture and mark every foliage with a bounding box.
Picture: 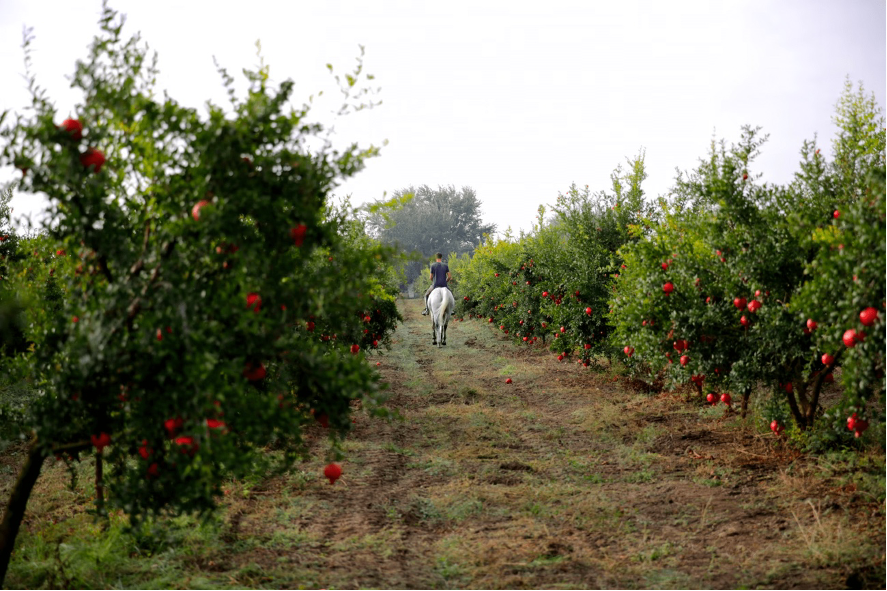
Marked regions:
[453,82,884,445]
[613,93,883,430]
[612,80,884,434]
[829,78,887,200]
[794,166,885,446]
[0,0,400,538]
[612,126,826,419]
[0,188,33,447]
[452,152,653,365]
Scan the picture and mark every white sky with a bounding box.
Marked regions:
[1,0,884,237]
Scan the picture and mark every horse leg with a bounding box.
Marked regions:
[431,318,437,345]
[441,322,447,345]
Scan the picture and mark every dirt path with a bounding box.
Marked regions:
[4,299,885,589]
[228,301,884,589]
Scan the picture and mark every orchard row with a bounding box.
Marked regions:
[454,92,884,446]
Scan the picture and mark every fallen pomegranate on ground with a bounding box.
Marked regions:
[324,463,342,485]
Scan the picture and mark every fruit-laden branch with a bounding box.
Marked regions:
[783,348,844,430]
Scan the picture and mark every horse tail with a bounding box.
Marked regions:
[437,290,448,329]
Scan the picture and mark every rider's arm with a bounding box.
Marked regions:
[447,271,452,281]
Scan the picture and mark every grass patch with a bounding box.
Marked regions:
[404,376,434,396]
[329,528,402,559]
[789,500,884,572]
[624,469,655,483]
[407,457,456,477]
[382,441,416,456]
[408,496,445,524]
[691,463,734,487]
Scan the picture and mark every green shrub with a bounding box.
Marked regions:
[0,5,401,575]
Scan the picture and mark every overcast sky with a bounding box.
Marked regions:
[1,0,884,236]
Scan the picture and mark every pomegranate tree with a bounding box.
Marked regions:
[612,91,884,434]
[452,165,655,366]
[794,152,885,442]
[0,7,400,584]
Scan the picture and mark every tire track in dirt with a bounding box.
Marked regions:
[299,302,468,587]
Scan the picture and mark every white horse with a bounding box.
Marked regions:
[428,287,454,347]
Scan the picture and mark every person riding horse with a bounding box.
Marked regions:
[421,253,454,316]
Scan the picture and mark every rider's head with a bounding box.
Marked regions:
[435,252,443,261]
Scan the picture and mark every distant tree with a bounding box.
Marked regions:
[365,184,496,286]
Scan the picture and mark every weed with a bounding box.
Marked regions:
[330,529,401,559]
[434,556,465,580]
[642,567,692,589]
[634,424,661,446]
[624,469,654,483]
[528,554,568,567]
[409,496,444,523]
[456,386,482,404]
[543,426,566,441]
[407,457,456,477]
[634,541,678,563]
[445,497,484,522]
[383,441,416,456]
[691,463,733,487]
[267,528,313,549]
[789,499,882,571]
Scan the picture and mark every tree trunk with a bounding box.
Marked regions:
[806,348,844,428]
[95,454,104,513]
[784,388,805,428]
[740,390,751,419]
[0,438,46,587]
[782,360,808,429]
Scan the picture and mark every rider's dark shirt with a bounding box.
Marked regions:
[431,262,449,288]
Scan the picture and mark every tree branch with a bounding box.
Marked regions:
[121,238,177,332]
[127,219,152,277]
[806,347,845,424]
